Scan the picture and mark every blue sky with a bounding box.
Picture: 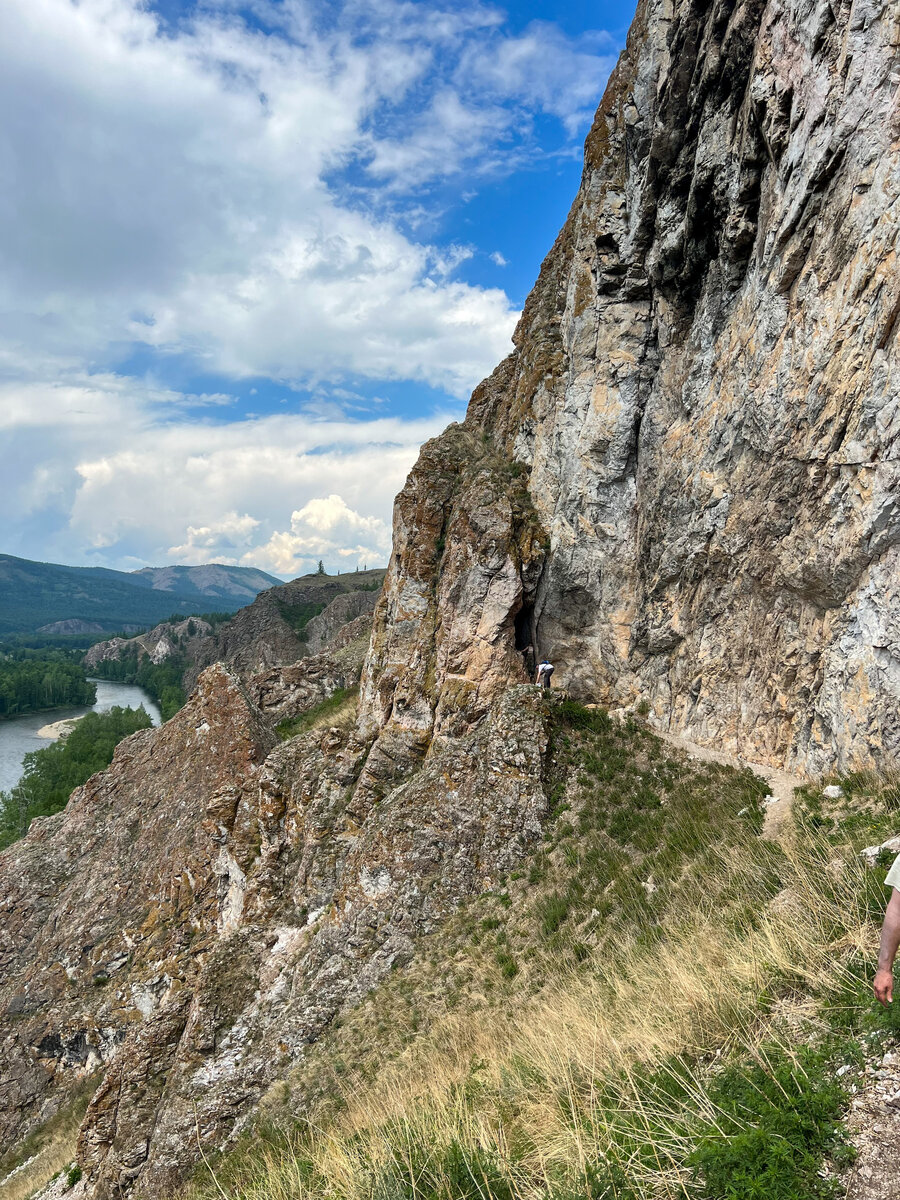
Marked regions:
[0,0,636,577]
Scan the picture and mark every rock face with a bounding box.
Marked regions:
[0,667,549,1198]
[37,619,107,635]
[84,618,213,670]
[363,0,900,775]
[184,572,384,690]
[304,591,382,656]
[4,2,900,1195]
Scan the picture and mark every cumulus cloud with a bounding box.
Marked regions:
[0,0,619,572]
[0,371,449,572]
[0,0,615,394]
[457,21,616,137]
[167,514,262,566]
[253,495,392,575]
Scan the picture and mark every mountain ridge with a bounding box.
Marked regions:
[1,0,899,1197]
[0,554,284,635]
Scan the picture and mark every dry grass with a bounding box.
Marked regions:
[185,825,883,1200]
[304,695,358,734]
[276,688,359,741]
[0,1083,92,1200]
[182,706,894,1200]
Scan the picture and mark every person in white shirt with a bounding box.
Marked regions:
[874,854,900,1005]
[535,660,554,689]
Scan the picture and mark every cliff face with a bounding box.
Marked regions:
[0,666,548,1198]
[3,2,900,1195]
[84,618,214,670]
[362,0,900,775]
[184,571,384,690]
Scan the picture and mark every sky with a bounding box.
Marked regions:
[1,0,636,579]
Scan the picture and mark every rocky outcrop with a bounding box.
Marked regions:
[37,620,107,635]
[362,0,900,775]
[184,571,384,690]
[304,591,380,656]
[0,663,550,1197]
[4,1,900,1194]
[0,666,274,1161]
[248,655,356,723]
[83,618,213,670]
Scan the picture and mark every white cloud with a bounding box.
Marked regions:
[0,1,620,572]
[167,513,262,565]
[0,0,616,393]
[458,21,616,137]
[490,251,508,267]
[0,371,450,572]
[252,495,392,575]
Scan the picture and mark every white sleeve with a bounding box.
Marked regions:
[885,853,900,890]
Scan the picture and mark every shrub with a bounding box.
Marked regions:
[689,1043,853,1199]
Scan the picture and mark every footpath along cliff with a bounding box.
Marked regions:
[2,0,900,1196]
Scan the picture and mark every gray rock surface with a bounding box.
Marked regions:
[4,1,900,1195]
[185,571,384,690]
[83,617,213,669]
[362,0,900,775]
[304,590,378,655]
[0,669,549,1198]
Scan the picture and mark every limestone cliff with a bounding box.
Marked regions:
[0,665,548,1198]
[3,1,900,1195]
[362,0,900,775]
[184,571,384,690]
[84,618,214,671]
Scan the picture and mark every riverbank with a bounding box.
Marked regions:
[0,680,161,794]
[36,718,80,740]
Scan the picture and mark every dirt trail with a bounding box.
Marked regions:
[621,716,900,1198]
[650,728,805,842]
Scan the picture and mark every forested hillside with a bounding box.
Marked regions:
[0,555,279,634]
[0,654,95,717]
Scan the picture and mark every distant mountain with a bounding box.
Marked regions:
[0,554,282,635]
[130,564,282,602]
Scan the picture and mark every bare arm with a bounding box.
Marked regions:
[874,889,900,1006]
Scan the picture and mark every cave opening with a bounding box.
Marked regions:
[514,602,535,652]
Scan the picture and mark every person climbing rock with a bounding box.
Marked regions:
[535,659,554,689]
[874,856,900,1005]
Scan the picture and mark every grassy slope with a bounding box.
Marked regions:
[7,700,897,1200]
[177,701,900,1200]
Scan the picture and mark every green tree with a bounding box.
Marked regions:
[317,559,326,575]
[0,706,152,849]
[0,654,95,717]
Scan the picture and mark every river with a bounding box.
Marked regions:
[0,679,162,794]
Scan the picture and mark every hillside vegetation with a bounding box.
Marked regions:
[0,706,152,851]
[0,653,95,717]
[0,554,278,634]
[179,702,898,1200]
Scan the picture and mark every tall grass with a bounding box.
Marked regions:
[184,791,893,1200]
[276,688,359,741]
[0,1079,94,1200]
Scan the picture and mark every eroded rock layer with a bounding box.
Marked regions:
[0,664,549,1197]
[362,0,900,774]
[3,1,900,1194]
